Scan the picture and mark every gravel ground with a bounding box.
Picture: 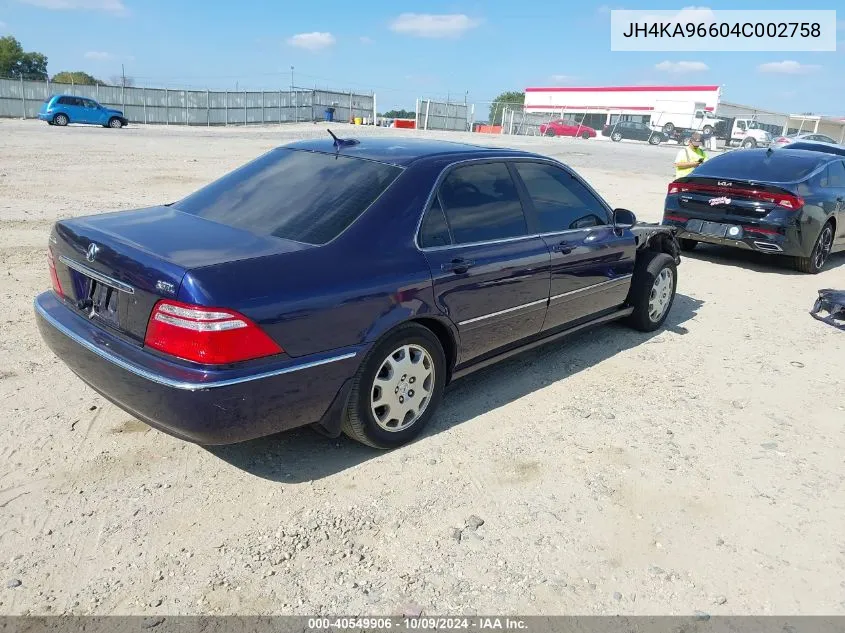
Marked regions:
[0,119,843,616]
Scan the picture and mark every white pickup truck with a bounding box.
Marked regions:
[727,118,774,148]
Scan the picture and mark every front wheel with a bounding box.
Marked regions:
[108,117,123,129]
[702,125,713,135]
[794,222,834,274]
[625,252,678,332]
[544,129,556,137]
[342,324,446,449]
[648,134,661,145]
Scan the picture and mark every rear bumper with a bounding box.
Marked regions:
[662,212,809,258]
[34,292,361,445]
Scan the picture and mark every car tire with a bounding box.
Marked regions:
[341,323,446,449]
[663,122,675,134]
[53,114,68,126]
[611,132,623,142]
[702,125,714,135]
[581,131,591,139]
[625,251,678,332]
[742,138,756,148]
[794,222,834,274]
[108,117,123,129]
[648,134,661,145]
[678,238,698,251]
[544,129,556,137]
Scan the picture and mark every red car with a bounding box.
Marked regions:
[539,119,597,139]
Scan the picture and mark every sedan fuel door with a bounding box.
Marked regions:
[418,161,551,365]
[511,160,636,331]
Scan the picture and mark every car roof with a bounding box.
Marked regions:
[281,136,539,166]
[782,142,845,157]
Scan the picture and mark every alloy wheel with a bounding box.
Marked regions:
[648,268,674,323]
[814,226,833,271]
[370,344,435,432]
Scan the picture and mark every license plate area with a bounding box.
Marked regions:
[85,279,120,327]
[686,219,742,238]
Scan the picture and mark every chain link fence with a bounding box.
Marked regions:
[0,76,375,125]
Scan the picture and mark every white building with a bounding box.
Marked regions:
[522,84,845,142]
[523,84,722,131]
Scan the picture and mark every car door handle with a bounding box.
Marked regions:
[551,241,573,254]
[441,258,475,274]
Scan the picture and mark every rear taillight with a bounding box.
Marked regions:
[47,247,63,297]
[666,182,803,209]
[775,137,789,143]
[144,300,283,365]
[663,214,687,223]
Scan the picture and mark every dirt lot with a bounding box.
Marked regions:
[1,119,843,616]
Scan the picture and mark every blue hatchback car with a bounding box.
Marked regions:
[38,94,128,128]
[34,135,681,448]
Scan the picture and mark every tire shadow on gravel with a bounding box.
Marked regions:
[207,293,703,482]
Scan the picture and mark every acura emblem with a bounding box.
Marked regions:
[86,243,100,263]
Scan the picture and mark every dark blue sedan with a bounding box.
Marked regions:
[35,135,681,448]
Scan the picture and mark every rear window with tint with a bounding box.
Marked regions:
[173,148,401,245]
[694,151,827,182]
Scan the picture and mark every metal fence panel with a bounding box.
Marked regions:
[416,99,468,131]
[0,77,374,126]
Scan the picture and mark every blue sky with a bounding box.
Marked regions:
[1,0,842,114]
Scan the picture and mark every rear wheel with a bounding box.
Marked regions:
[663,122,675,134]
[678,238,698,251]
[108,117,123,129]
[53,113,68,126]
[611,132,623,142]
[342,324,446,449]
[580,131,591,139]
[544,129,556,137]
[625,252,678,332]
[794,222,834,274]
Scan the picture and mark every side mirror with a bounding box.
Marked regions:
[613,208,637,230]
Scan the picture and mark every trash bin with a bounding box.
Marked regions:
[324,107,335,122]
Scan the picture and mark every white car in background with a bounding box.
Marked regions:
[772,132,838,148]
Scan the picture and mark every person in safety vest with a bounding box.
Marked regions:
[674,131,708,179]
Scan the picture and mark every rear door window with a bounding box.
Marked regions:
[172,148,402,245]
[513,162,609,233]
[418,197,452,248]
[437,162,528,244]
[825,161,845,187]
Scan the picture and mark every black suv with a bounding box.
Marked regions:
[602,121,664,145]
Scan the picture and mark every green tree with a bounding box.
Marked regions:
[382,108,415,119]
[0,35,48,79]
[51,71,103,85]
[489,91,524,126]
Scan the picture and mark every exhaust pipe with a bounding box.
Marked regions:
[754,241,782,252]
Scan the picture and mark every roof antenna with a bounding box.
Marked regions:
[327,128,359,149]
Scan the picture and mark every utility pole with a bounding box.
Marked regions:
[290,66,294,91]
[121,63,126,87]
